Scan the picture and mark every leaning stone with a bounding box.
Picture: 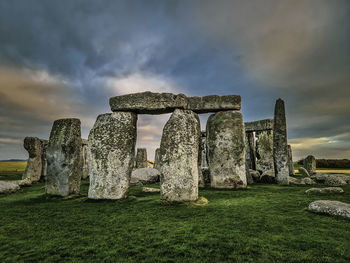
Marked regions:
[142,187,160,193]
[260,170,276,184]
[299,167,310,177]
[273,98,289,185]
[110,92,187,114]
[305,187,344,195]
[304,155,316,175]
[153,148,160,170]
[136,148,148,168]
[324,175,347,187]
[130,168,160,186]
[22,137,43,183]
[46,118,83,196]
[88,112,137,199]
[287,145,294,176]
[207,110,246,189]
[0,181,20,194]
[308,200,350,219]
[187,95,241,113]
[245,119,274,132]
[160,109,200,202]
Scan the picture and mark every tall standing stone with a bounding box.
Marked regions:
[304,155,316,175]
[207,111,247,189]
[160,109,200,202]
[46,118,83,196]
[273,99,289,185]
[153,148,160,169]
[198,131,208,187]
[40,140,48,181]
[255,130,274,174]
[245,132,256,170]
[22,137,43,183]
[136,148,148,168]
[81,139,89,179]
[287,145,294,176]
[88,112,137,199]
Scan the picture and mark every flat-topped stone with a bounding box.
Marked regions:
[308,200,350,219]
[305,187,344,195]
[109,92,241,114]
[245,119,274,132]
[110,92,187,114]
[187,95,241,113]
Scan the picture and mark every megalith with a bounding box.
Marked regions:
[198,131,208,187]
[153,148,160,169]
[287,145,294,176]
[40,140,48,181]
[255,131,274,174]
[245,132,256,170]
[304,155,316,175]
[81,139,89,179]
[88,112,137,199]
[22,137,43,183]
[273,99,289,185]
[46,118,83,196]
[159,109,200,202]
[136,148,148,168]
[207,110,247,189]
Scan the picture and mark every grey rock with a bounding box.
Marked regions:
[245,132,256,170]
[324,174,347,187]
[136,148,148,168]
[246,170,254,185]
[142,187,160,193]
[301,177,316,185]
[305,187,344,195]
[255,131,274,174]
[110,92,187,114]
[160,109,200,202]
[273,98,289,185]
[308,200,350,219]
[130,168,160,185]
[46,118,83,196]
[88,112,137,199]
[187,95,241,113]
[299,167,310,177]
[304,155,316,175]
[287,145,294,176]
[40,139,48,181]
[249,169,261,183]
[81,140,89,179]
[0,181,20,194]
[245,119,274,132]
[289,176,303,185]
[207,110,247,189]
[198,131,208,188]
[153,148,160,170]
[260,170,276,184]
[22,137,43,183]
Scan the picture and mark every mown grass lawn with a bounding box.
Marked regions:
[0,162,27,181]
[0,173,349,263]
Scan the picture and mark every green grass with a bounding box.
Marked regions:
[1,177,350,263]
[0,161,27,181]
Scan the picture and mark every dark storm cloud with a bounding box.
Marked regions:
[0,0,349,160]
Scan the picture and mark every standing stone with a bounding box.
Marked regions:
[136,148,148,168]
[245,132,256,170]
[40,140,48,181]
[273,99,289,185]
[46,118,83,196]
[160,109,200,202]
[287,145,294,176]
[153,148,160,169]
[22,137,43,183]
[88,112,137,199]
[81,139,89,179]
[207,111,247,189]
[304,155,316,175]
[255,131,274,174]
[198,131,208,187]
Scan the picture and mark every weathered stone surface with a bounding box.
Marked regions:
[299,167,310,177]
[81,139,89,179]
[308,200,350,219]
[245,119,274,132]
[260,170,275,184]
[22,137,43,183]
[246,170,254,185]
[198,131,208,188]
[0,181,20,194]
[136,148,148,168]
[187,95,241,113]
[249,169,261,183]
[40,140,48,181]
[130,168,160,185]
[160,109,200,202]
[287,145,294,176]
[305,187,344,195]
[153,148,160,170]
[88,112,137,199]
[110,92,187,114]
[302,177,316,185]
[142,187,160,193]
[207,110,246,189]
[273,99,289,185]
[46,118,83,196]
[324,175,347,187]
[245,132,256,170]
[304,155,316,175]
[255,131,274,174]
[289,176,315,185]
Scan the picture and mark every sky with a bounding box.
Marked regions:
[0,0,350,161]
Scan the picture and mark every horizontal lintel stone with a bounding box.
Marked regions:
[245,119,274,132]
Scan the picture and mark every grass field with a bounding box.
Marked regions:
[0,161,27,181]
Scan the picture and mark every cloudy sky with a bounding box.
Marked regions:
[0,0,349,161]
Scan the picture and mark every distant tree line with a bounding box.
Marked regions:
[297,159,350,168]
